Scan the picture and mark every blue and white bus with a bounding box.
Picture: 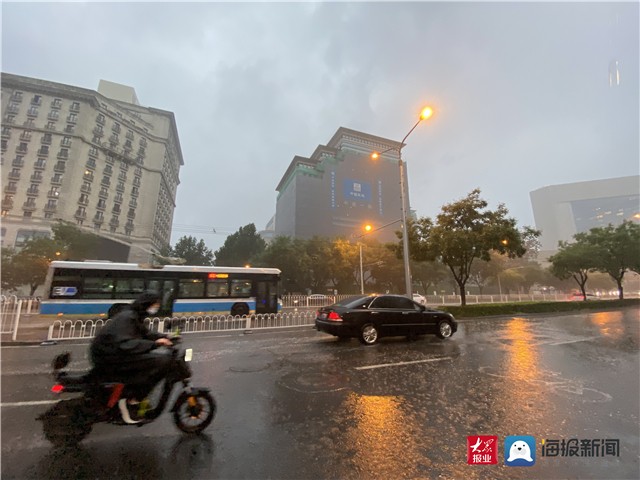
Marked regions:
[41,261,281,320]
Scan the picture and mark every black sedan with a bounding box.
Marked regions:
[315,294,457,345]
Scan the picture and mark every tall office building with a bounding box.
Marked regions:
[1,73,183,262]
[530,175,640,257]
[274,127,409,243]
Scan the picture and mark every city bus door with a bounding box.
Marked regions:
[255,280,278,314]
[147,279,177,317]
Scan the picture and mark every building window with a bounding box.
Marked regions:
[51,98,62,109]
[70,102,80,112]
[46,122,56,130]
[65,124,75,133]
[27,106,38,117]
[114,193,123,203]
[104,165,113,175]
[112,204,121,214]
[61,136,72,147]
[78,194,89,205]
[23,211,33,218]
[48,110,60,120]
[97,199,106,209]
[113,123,121,133]
[31,95,42,105]
[42,133,52,144]
[67,113,78,123]
[96,114,105,124]
[23,118,36,128]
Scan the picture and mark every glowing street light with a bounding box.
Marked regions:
[370,106,434,297]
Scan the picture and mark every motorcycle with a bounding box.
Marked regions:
[37,337,216,447]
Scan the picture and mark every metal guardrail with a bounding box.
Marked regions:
[0,296,41,340]
[47,311,318,341]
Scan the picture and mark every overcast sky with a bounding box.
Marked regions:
[2,1,638,253]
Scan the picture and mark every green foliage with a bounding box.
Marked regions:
[549,221,639,300]
[410,189,536,305]
[51,221,99,260]
[171,236,214,266]
[581,221,640,299]
[255,236,312,293]
[214,224,266,267]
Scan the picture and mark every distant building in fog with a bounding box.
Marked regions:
[1,73,183,262]
[530,175,640,257]
[272,127,410,243]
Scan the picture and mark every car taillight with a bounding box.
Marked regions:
[327,311,343,321]
[51,384,64,394]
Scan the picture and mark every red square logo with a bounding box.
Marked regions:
[467,435,498,465]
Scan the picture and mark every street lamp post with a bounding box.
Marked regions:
[372,107,433,298]
[359,242,364,294]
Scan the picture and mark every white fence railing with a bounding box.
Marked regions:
[280,293,573,308]
[47,311,318,341]
[0,296,41,341]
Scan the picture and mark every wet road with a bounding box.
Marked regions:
[1,308,639,479]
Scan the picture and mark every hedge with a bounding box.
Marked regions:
[440,298,640,318]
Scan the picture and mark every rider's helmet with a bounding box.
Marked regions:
[131,290,162,317]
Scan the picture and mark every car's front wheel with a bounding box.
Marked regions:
[436,319,454,339]
[359,323,379,345]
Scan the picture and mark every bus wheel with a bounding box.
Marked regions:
[107,303,129,318]
[230,303,249,317]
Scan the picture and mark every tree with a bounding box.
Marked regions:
[581,221,640,299]
[10,237,61,295]
[548,237,600,300]
[409,189,534,305]
[214,224,266,267]
[171,236,214,266]
[50,221,99,260]
[1,248,19,293]
[256,236,311,293]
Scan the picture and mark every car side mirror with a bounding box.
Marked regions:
[419,305,426,312]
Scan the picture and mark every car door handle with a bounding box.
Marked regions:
[402,312,410,315]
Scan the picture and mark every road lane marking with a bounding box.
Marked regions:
[1,400,58,407]
[355,356,452,370]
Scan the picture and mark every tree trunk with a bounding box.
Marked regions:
[617,279,624,300]
[458,280,467,306]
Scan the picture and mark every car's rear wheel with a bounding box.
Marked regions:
[359,323,379,345]
[436,319,454,339]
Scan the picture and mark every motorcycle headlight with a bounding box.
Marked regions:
[185,348,193,362]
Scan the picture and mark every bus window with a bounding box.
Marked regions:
[83,277,114,299]
[179,278,205,298]
[230,279,252,297]
[114,278,145,298]
[206,279,229,297]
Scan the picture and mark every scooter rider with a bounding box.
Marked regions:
[90,290,173,424]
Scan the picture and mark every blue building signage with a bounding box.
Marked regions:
[343,179,372,203]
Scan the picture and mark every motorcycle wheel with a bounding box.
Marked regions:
[173,391,216,434]
[40,398,93,447]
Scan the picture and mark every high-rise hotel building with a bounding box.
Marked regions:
[1,73,183,262]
